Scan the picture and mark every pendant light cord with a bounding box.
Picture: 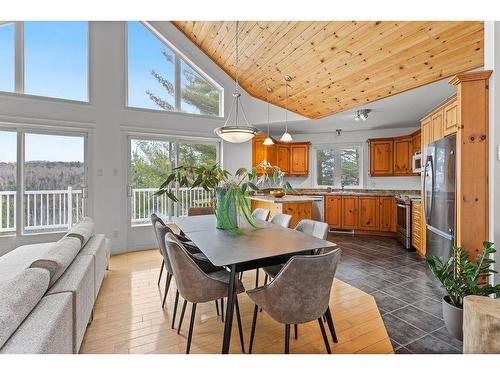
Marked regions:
[285,78,288,133]
[235,21,239,93]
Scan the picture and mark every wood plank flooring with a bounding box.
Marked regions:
[80,249,393,354]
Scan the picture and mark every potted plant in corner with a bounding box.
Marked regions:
[155,164,260,232]
[426,241,500,340]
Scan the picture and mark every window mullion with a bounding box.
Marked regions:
[15,131,24,236]
[14,21,24,93]
[174,54,181,112]
[334,148,341,189]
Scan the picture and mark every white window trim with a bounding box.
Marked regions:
[124,21,224,118]
[313,143,364,189]
[0,21,90,103]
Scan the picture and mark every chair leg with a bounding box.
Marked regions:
[284,324,290,354]
[157,260,164,285]
[162,273,172,308]
[215,300,220,316]
[171,290,179,329]
[255,268,260,288]
[294,324,298,340]
[186,303,197,354]
[177,299,188,334]
[239,272,244,281]
[248,304,259,354]
[234,295,245,353]
[263,274,268,285]
[325,307,338,343]
[317,318,331,354]
[221,298,224,322]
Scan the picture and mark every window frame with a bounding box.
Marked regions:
[0,21,90,104]
[125,21,224,118]
[313,143,364,189]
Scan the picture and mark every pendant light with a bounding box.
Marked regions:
[280,75,293,142]
[263,86,274,146]
[214,21,258,143]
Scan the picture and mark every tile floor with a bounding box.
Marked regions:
[329,233,462,354]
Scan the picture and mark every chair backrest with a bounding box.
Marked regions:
[252,249,341,324]
[252,208,270,221]
[270,213,292,228]
[153,221,174,273]
[295,219,329,240]
[164,233,228,303]
[188,207,214,216]
[151,213,166,252]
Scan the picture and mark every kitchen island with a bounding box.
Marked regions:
[249,195,322,228]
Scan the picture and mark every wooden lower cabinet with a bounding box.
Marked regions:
[325,196,342,229]
[379,196,396,232]
[358,196,379,231]
[412,201,423,255]
[341,196,359,229]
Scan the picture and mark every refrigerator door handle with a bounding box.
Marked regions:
[427,224,454,241]
[423,155,434,223]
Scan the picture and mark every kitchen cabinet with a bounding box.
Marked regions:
[369,139,393,176]
[341,196,359,229]
[412,201,422,255]
[443,99,458,136]
[277,144,290,174]
[412,130,421,154]
[289,143,309,175]
[431,110,444,142]
[358,196,379,231]
[393,136,412,176]
[379,196,396,232]
[325,196,342,229]
[252,135,276,174]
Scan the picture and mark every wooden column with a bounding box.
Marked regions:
[463,295,500,353]
[450,71,492,260]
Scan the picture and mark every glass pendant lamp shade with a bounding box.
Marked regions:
[263,136,274,145]
[215,126,257,143]
[280,132,293,142]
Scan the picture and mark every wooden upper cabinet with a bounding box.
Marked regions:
[369,139,393,176]
[341,196,358,229]
[393,136,412,175]
[289,143,309,175]
[421,117,432,158]
[412,130,421,154]
[325,196,342,229]
[379,196,396,232]
[277,144,290,174]
[358,196,379,231]
[443,98,458,136]
[431,110,444,142]
[252,135,276,174]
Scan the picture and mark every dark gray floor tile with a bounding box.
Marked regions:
[390,305,445,333]
[372,291,408,313]
[406,335,461,354]
[392,265,427,278]
[395,346,413,354]
[431,327,463,351]
[411,298,443,319]
[343,277,377,293]
[381,313,426,346]
[381,285,427,304]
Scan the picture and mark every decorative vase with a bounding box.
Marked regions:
[215,187,237,229]
[442,296,464,341]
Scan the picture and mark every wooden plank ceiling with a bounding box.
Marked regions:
[172,21,484,119]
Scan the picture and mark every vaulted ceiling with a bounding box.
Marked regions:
[172,21,484,119]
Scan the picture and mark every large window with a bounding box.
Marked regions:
[129,137,218,226]
[315,146,362,188]
[0,131,17,235]
[127,22,222,117]
[0,21,88,101]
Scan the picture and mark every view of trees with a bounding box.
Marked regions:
[316,149,335,186]
[146,49,220,116]
[316,148,360,187]
[340,148,360,186]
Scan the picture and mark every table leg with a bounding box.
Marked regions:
[221,264,237,354]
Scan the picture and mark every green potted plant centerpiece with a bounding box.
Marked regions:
[426,241,500,340]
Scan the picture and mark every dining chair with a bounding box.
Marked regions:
[164,233,246,354]
[247,249,342,354]
[188,206,214,216]
[270,213,292,228]
[252,208,270,221]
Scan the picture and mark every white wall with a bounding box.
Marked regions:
[0,21,298,255]
[282,128,422,190]
[484,21,500,284]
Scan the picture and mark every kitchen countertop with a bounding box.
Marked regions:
[293,189,421,197]
[249,195,323,203]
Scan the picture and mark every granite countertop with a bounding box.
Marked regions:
[293,189,421,197]
[249,195,323,203]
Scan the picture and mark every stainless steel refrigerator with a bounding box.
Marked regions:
[423,134,456,267]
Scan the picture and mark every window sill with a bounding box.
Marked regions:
[0,90,90,106]
[123,105,224,120]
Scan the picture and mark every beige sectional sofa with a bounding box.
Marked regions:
[0,218,110,354]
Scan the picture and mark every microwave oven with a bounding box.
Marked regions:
[412,151,422,173]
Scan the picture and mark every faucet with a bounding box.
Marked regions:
[341,181,345,191]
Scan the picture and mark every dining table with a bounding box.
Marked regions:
[170,214,337,354]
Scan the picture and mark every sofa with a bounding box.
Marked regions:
[0,218,110,354]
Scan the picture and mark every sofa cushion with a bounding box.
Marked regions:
[79,234,108,298]
[0,268,51,349]
[47,254,94,353]
[0,242,55,282]
[30,236,82,287]
[66,217,95,248]
[0,292,73,354]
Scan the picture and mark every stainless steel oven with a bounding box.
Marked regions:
[396,196,412,249]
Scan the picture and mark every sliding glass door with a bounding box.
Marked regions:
[0,131,17,236]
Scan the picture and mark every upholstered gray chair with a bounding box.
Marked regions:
[252,208,270,221]
[164,233,246,354]
[247,249,342,354]
[188,206,214,216]
[270,213,292,228]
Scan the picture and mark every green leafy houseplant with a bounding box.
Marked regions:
[155,164,260,233]
[426,241,500,309]
[253,159,296,193]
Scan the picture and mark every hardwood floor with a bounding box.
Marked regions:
[80,249,393,354]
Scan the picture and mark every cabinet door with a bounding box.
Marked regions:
[412,131,421,154]
[421,117,431,159]
[358,196,379,231]
[369,140,393,176]
[379,196,396,232]
[277,144,290,174]
[411,202,422,252]
[393,137,412,175]
[325,196,342,229]
[431,110,444,142]
[443,99,458,136]
[290,144,309,175]
[252,136,276,174]
[341,196,358,229]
